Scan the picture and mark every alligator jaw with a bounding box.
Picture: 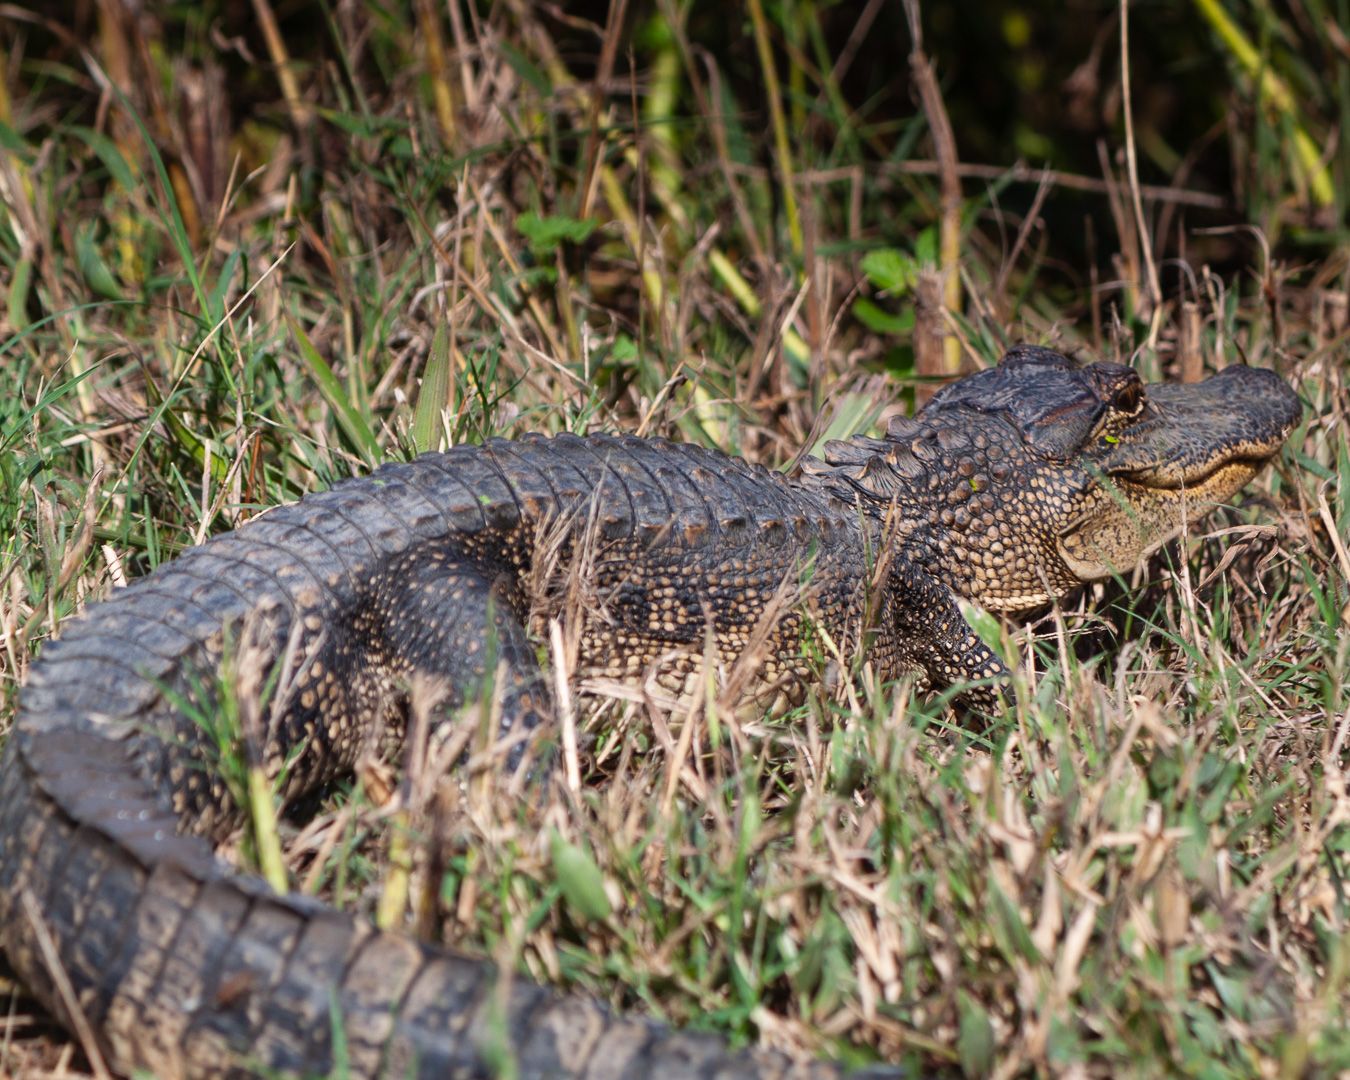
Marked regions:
[1059,451,1283,581]
[1112,455,1270,492]
[1093,364,1301,489]
[1056,464,1264,584]
[1056,364,1299,583]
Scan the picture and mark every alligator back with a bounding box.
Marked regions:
[0,434,871,1079]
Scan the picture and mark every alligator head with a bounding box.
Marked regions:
[807,344,1301,612]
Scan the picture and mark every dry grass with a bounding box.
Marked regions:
[1,2,1348,1077]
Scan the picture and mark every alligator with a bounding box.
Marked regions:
[0,345,1301,1078]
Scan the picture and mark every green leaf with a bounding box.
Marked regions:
[807,388,887,460]
[75,225,123,300]
[7,257,32,332]
[960,599,1013,671]
[737,785,761,854]
[316,108,398,139]
[496,38,552,94]
[516,211,598,255]
[247,763,288,894]
[0,120,29,157]
[412,320,453,454]
[206,248,242,328]
[853,298,915,335]
[288,314,381,465]
[515,265,558,288]
[957,990,996,1077]
[989,873,1041,962]
[609,334,638,362]
[141,372,231,483]
[914,226,939,265]
[859,247,916,294]
[550,830,612,924]
[70,126,138,190]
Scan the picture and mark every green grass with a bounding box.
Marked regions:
[1,1,1348,1077]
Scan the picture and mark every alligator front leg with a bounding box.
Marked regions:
[886,561,1011,714]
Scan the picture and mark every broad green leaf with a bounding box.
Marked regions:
[957,990,995,1077]
[853,297,915,335]
[70,126,138,190]
[7,257,32,332]
[75,225,123,300]
[859,247,916,294]
[550,830,612,923]
[412,320,453,453]
[516,211,598,254]
[914,226,939,266]
[959,599,1018,675]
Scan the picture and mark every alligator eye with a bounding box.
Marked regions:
[1112,380,1144,416]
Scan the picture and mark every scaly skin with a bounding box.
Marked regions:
[0,346,1301,1078]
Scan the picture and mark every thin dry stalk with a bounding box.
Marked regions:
[993,172,1054,312]
[19,891,111,1080]
[1096,139,1142,321]
[577,0,630,219]
[903,0,962,377]
[249,0,309,130]
[1118,0,1161,336]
